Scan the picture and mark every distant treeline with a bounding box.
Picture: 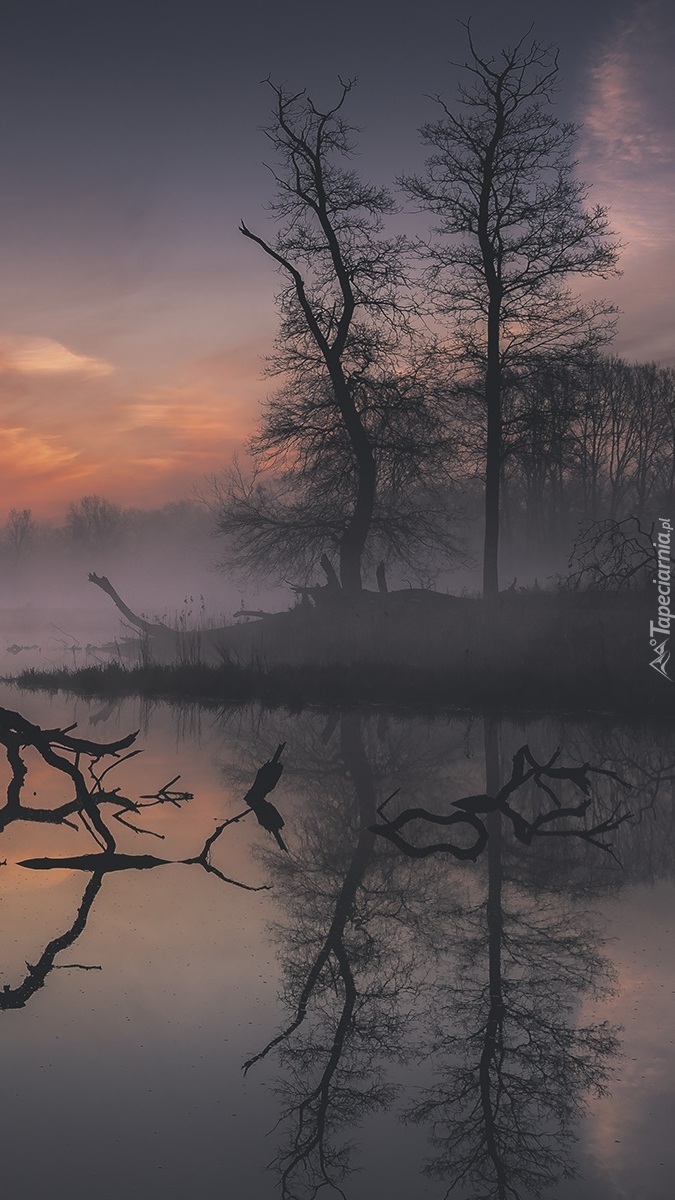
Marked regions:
[494,354,675,572]
[0,497,213,567]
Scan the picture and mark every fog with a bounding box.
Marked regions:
[0,498,294,675]
[0,488,580,676]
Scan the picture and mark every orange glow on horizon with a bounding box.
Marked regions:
[0,341,262,519]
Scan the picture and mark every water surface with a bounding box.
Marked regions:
[1,685,674,1200]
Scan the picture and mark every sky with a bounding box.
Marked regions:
[0,0,673,519]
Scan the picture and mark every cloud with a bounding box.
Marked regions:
[0,427,84,478]
[577,1,675,362]
[0,425,95,515]
[584,53,670,173]
[0,347,256,517]
[0,334,113,377]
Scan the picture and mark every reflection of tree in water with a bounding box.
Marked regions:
[249,712,637,1200]
[5,699,673,1198]
[389,725,622,1200]
[0,704,277,1008]
[547,720,675,887]
[243,711,445,1199]
[2,870,105,1009]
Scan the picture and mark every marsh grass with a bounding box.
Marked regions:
[9,590,671,715]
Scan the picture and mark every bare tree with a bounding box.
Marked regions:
[404,24,619,597]
[65,494,127,553]
[236,80,411,592]
[3,507,37,563]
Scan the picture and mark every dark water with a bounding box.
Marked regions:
[1,684,674,1200]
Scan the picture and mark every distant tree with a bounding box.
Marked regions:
[3,507,37,563]
[569,358,675,522]
[65,494,126,553]
[404,24,619,597]
[234,80,413,592]
[498,356,588,562]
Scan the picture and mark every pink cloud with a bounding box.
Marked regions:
[578,0,675,362]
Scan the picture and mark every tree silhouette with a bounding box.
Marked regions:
[232,80,411,592]
[404,24,619,597]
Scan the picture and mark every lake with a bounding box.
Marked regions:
[1,683,674,1200]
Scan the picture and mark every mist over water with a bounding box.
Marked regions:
[0,501,294,675]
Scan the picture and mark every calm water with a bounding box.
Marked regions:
[1,683,674,1200]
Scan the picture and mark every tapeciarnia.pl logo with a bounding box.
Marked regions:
[650,516,673,681]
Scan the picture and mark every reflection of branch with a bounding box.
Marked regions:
[20,844,270,892]
[183,829,271,892]
[4,717,284,1012]
[369,805,488,860]
[243,742,288,851]
[3,708,284,885]
[111,774,194,838]
[0,871,104,1009]
[12,836,267,1010]
[370,745,632,863]
[0,704,140,849]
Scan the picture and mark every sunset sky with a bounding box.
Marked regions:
[1,0,673,518]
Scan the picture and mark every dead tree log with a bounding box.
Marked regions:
[88,573,170,636]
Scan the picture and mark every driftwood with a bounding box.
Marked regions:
[88,572,225,660]
[88,573,170,636]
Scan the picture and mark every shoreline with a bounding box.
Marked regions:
[7,658,673,720]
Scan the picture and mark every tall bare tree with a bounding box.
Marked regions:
[404,25,619,597]
[237,80,410,592]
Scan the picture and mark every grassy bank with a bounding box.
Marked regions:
[8,590,673,717]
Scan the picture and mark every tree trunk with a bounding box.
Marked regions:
[477,94,505,601]
[338,466,376,592]
[329,364,377,593]
[483,296,503,599]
